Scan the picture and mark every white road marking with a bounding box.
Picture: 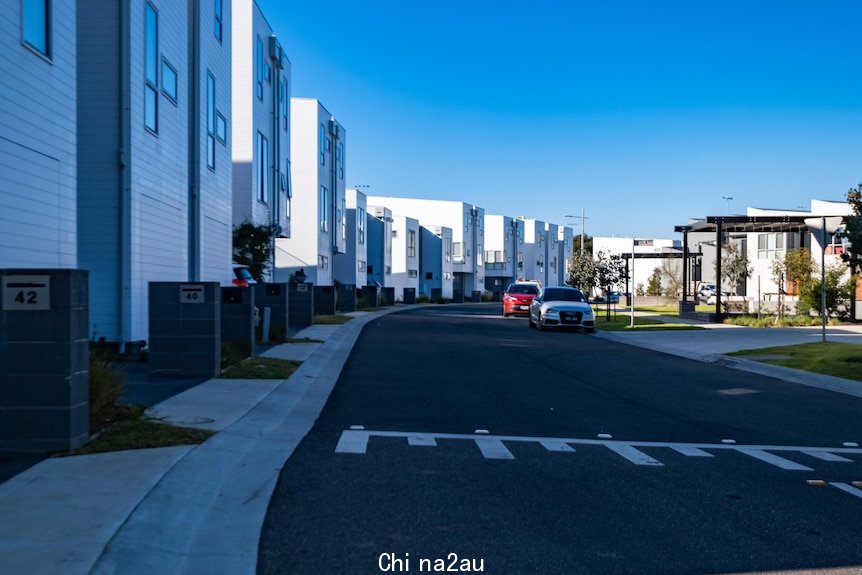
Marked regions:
[474,437,515,460]
[734,448,813,471]
[605,444,664,466]
[829,482,862,499]
[671,446,714,458]
[334,429,862,477]
[540,440,576,452]
[801,450,854,463]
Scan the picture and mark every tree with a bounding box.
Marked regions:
[799,261,854,318]
[646,268,663,296]
[572,234,593,256]
[783,247,815,295]
[567,251,597,294]
[232,222,278,282]
[838,183,862,274]
[659,259,681,298]
[721,241,752,295]
[594,251,625,296]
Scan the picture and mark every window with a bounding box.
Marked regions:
[319,186,329,232]
[341,197,346,241]
[425,272,433,280]
[280,79,289,131]
[337,142,344,179]
[206,72,216,168]
[216,113,227,143]
[358,261,367,272]
[408,270,418,278]
[357,208,366,244]
[757,233,786,260]
[445,238,452,262]
[23,0,50,56]
[256,132,269,203]
[144,3,158,133]
[318,255,329,269]
[453,242,463,262]
[408,230,416,258]
[214,0,223,43]
[319,124,326,165]
[161,59,177,103]
[518,252,524,271]
[256,37,264,100]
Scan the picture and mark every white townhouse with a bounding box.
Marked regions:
[275,98,346,286]
[366,205,393,288]
[419,225,454,300]
[519,218,547,286]
[333,188,368,289]
[366,197,485,301]
[483,215,525,299]
[745,199,853,301]
[0,1,77,268]
[390,216,420,301]
[77,0,233,345]
[543,222,561,287]
[231,0,291,264]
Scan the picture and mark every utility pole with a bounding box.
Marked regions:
[565,208,589,255]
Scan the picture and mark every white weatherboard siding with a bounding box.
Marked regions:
[231,2,291,243]
[278,98,345,286]
[0,2,77,268]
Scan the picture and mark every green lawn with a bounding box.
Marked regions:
[220,356,301,379]
[729,342,862,382]
[313,314,354,324]
[593,315,705,331]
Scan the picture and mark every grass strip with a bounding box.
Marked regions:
[729,342,862,382]
[220,356,301,379]
[593,316,705,331]
[313,314,354,324]
[71,408,213,455]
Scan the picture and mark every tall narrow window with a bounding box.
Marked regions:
[336,142,344,179]
[341,197,346,241]
[256,132,269,203]
[319,124,326,165]
[206,72,216,168]
[408,230,416,258]
[256,37,264,100]
[162,58,177,103]
[144,3,158,133]
[319,186,329,232]
[281,79,289,131]
[214,0,223,43]
[357,208,365,245]
[23,0,49,56]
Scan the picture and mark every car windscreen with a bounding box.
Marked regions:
[543,289,584,302]
[507,284,538,295]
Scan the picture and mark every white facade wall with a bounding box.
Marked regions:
[558,226,574,286]
[77,0,232,343]
[419,225,454,299]
[277,98,345,285]
[367,205,393,287]
[365,197,485,294]
[593,237,680,296]
[334,188,367,287]
[520,219,546,285]
[545,223,561,286]
[231,2,291,245]
[390,216,420,301]
[0,2,77,268]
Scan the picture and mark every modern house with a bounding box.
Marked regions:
[77,0,233,345]
[275,98,346,286]
[333,188,368,289]
[231,0,291,271]
[389,215,420,301]
[557,225,574,286]
[419,225,454,300]
[366,205,393,290]
[519,218,547,286]
[366,197,485,301]
[1,0,77,269]
[483,215,524,299]
[592,237,683,297]
[544,222,561,287]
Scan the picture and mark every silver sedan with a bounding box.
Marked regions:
[528,287,596,333]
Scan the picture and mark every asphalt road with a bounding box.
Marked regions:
[258,303,862,575]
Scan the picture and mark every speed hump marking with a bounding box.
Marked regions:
[2,275,51,311]
[179,284,205,304]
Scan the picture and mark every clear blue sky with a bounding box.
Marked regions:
[258,0,862,239]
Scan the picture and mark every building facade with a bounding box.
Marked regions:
[1,0,77,269]
[333,188,368,288]
[276,98,345,285]
[77,0,232,344]
[231,0,291,263]
[419,225,454,300]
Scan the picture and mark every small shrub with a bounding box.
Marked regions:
[221,341,250,369]
[356,296,369,309]
[417,295,431,304]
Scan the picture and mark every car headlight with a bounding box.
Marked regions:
[546,307,558,313]
[584,308,594,317]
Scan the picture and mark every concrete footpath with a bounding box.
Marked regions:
[1,308,861,574]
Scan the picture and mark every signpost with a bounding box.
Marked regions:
[804,217,844,343]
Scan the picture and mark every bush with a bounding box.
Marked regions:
[221,341,251,369]
[89,347,127,431]
[356,296,369,309]
[417,294,431,303]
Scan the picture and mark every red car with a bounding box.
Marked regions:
[502,282,540,317]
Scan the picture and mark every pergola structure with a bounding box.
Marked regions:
[674,215,823,319]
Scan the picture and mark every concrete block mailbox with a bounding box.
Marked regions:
[255,283,289,341]
[221,286,256,358]
[403,287,416,305]
[361,285,380,308]
[288,282,313,329]
[313,285,336,315]
[148,282,220,377]
[0,269,89,452]
[336,283,356,313]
